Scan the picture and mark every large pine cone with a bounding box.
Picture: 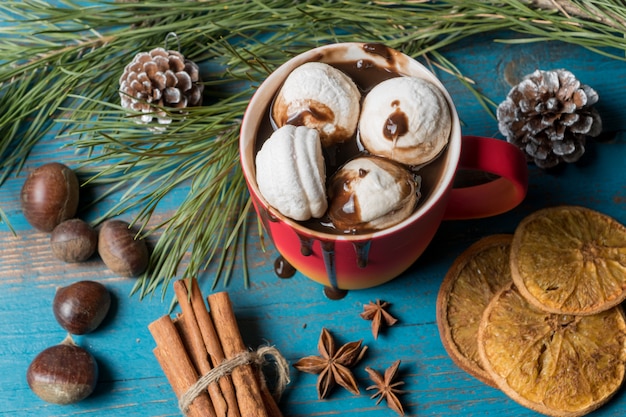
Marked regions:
[497,69,601,169]
[119,47,203,125]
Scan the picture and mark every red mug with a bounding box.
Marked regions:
[240,43,527,290]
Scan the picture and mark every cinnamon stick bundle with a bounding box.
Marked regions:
[149,279,284,417]
[176,279,240,417]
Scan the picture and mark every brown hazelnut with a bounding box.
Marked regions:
[53,280,111,335]
[26,335,98,405]
[98,219,149,277]
[20,162,80,232]
[50,219,98,263]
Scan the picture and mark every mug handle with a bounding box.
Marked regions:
[443,135,528,220]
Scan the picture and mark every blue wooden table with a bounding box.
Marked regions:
[1,30,626,417]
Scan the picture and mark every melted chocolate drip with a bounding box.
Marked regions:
[284,103,334,126]
[274,255,296,279]
[353,241,371,268]
[327,176,360,231]
[323,286,348,300]
[384,107,409,141]
[298,233,315,256]
[320,240,338,290]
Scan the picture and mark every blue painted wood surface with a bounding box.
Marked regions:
[1,29,626,417]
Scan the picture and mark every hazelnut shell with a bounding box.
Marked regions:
[26,339,98,405]
[98,219,149,277]
[53,280,111,335]
[50,219,98,263]
[20,162,80,232]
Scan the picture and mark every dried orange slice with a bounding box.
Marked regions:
[510,205,626,315]
[436,234,513,386]
[478,282,626,416]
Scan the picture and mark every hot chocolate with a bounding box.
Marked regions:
[254,45,450,235]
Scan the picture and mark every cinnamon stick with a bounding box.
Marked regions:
[183,279,241,417]
[172,313,228,416]
[149,315,215,417]
[259,379,285,417]
[174,280,239,417]
[207,291,271,417]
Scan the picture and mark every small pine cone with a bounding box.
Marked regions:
[497,69,602,169]
[119,47,204,126]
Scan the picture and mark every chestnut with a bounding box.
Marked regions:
[50,219,98,263]
[98,219,149,277]
[27,335,98,405]
[53,280,111,335]
[20,162,80,232]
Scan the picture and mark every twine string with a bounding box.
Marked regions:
[178,345,290,414]
[164,32,181,52]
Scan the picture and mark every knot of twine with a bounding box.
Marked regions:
[178,345,290,414]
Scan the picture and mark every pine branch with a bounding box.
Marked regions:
[522,0,626,31]
[2,0,626,297]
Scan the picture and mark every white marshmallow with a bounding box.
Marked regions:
[328,156,418,231]
[359,76,451,166]
[255,125,327,221]
[272,62,360,147]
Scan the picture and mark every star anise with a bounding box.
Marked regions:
[365,360,406,416]
[293,327,368,399]
[360,299,398,339]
